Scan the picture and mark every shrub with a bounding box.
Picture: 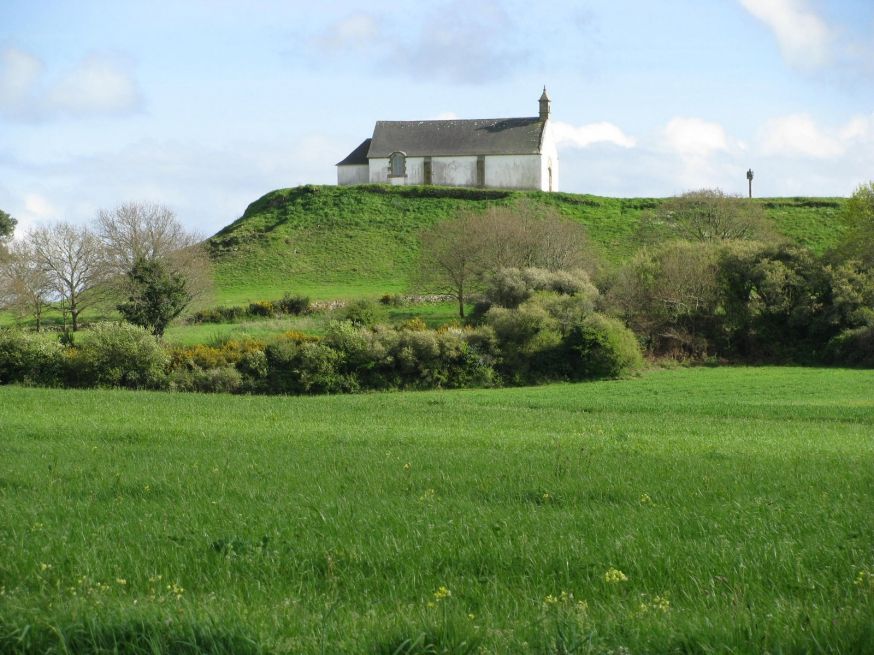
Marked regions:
[248,300,275,317]
[379,293,406,306]
[0,329,65,386]
[281,330,320,343]
[484,303,562,383]
[70,322,168,389]
[169,339,264,370]
[337,299,384,327]
[399,317,428,331]
[484,267,599,309]
[277,293,311,315]
[169,364,243,393]
[826,325,874,368]
[563,313,643,379]
[264,340,358,395]
[486,303,561,354]
[191,305,246,323]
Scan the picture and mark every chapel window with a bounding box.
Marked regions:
[389,152,406,178]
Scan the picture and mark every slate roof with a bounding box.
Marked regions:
[336,138,372,166]
[366,117,546,158]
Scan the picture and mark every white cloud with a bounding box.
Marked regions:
[309,2,530,84]
[552,121,636,149]
[0,47,141,121]
[47,55,141,116]
[316,13,381,52]
[761,113,845,158]
[391,1,528,84]
[23,193,57,219]
[431,111,460,120]
[839,114,874,143]
[0,47,43,113]
[738,0,832,70]
[663,117,729,157]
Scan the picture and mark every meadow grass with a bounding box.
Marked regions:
[162,301,465,345]
[1,367,873,653]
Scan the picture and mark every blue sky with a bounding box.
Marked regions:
[2,0,873,235]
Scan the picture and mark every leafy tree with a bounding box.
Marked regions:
[606,240,723,356]
[833,181,874,266]
[117,257,192,337]
[0,209,16,258]
[640,189,778,243]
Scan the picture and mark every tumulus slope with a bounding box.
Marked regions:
[208,185,849,303]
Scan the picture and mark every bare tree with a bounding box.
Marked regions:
[96,202,200,273]
[416,203,595,317]
[95,202,212,304]
[641,189,778,243]
[417,212,486,318]
[0,241,54,331]
[29,222,106,332]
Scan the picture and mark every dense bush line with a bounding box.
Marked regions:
[607,240,874,364]
[0,290,642,394]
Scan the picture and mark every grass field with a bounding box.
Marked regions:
[162,301,465,346]
[2,367,873,653]
[208,186,850,304]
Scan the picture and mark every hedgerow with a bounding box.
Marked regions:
[0,298,643,395]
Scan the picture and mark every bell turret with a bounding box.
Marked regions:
[539,86,551,120]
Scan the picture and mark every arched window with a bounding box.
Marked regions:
[389,151,406,178]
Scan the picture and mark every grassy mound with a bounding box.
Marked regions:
[208,185,848,303]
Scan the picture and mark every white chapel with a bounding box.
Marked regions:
[336,88,559,192]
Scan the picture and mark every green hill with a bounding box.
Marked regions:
[208,185,849,303]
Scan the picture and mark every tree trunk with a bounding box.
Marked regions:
[458,289,465,318]
[71,308,79,332]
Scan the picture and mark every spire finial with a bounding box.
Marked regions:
[539,86,551,120]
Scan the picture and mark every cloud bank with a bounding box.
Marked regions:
[552,121,636,149]
[738,0,832,71]
[0,46,142,121]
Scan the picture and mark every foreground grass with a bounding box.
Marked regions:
[1,367,873,653]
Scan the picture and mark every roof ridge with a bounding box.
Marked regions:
[375,116,540,124]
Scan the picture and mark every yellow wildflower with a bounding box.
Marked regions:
[604,567,629,583]
[652,595,670,612]
[433,585,452,601]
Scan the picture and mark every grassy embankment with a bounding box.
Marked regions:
[2,366,872,653]
[208,185,849,304]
